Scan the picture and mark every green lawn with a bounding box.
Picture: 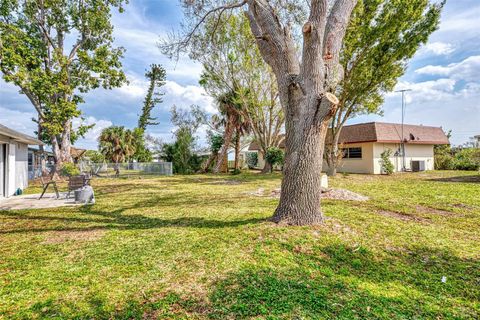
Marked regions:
[1,171,479,319]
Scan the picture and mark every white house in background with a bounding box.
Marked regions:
[0,124,43,198]
[248,122,450,174]
[473,135,480,148]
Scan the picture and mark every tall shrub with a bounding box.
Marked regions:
[265,147,284,173]
[380,149,394,175]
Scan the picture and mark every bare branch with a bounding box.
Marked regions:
[323,0,357,62]
[163,0,247,58]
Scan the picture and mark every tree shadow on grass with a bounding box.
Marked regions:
[0,199,267,235]
[427,175,480,183]
[18,245,479,319]
[200,245,477,319]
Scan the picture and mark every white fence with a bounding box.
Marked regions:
[28,164,54,180]
[28,162,173,180]
[79,162,173,177]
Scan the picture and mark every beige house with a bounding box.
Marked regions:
[248,122,449,174]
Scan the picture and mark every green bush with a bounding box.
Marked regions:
[265,147,284,173]
[246,152,258,169]
[434,151,454,170]
[453,148,480,171]
[85,150,105,163]
[434,147,480,171]
[380,149,394,175]
[60,162,80,177]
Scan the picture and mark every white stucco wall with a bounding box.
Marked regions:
[0,142,29,197]
[252,141,435,175]
[373,143,434,174]
[323,142,375,174]
[7,143,16,196]
[0,144,4,198]
[256,150,266,169]
[15,142,29,191]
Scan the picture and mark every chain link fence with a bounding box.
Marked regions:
[79,162,173,178]
[28,162,173,180]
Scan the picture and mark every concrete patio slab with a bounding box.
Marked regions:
[0,193,82,210]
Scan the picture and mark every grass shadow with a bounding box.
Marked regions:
[427,175,480,183]
[23,245,476,319]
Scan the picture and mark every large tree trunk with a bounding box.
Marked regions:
[234,132,240,170]
[201,152,218,173]
[36,120,49,176]
[51,136,62,179]
[261,161,271,173]
[51,121,74,179]
[244,0,356,225]
[271,104,331,225]
[326,130,342,176]
[213,122,234,173]
[59,120,73,164]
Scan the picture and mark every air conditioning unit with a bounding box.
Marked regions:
[411,160,425,172]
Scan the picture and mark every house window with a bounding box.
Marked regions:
[342,147,362,159]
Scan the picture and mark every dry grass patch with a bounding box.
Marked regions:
[376,209,429,222]
[42,229,105,244]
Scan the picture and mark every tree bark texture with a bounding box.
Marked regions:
[234,132,241,170]
[245,0,357,225]
[213,119,235,173]
[261,161,271,173]
[326,129,342,176]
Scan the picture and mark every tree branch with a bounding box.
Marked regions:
[174,0,247,55]
[300,0,329,93]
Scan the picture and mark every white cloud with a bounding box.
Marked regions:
[420,42,455,56]
[415,56,480,82]
[163,80,216,114]
[0,106,37,136]
[115,73,149,99]
[390,79,457,104]
[110,2,204,85]
[72,116,113,150]
[439,5,480,33]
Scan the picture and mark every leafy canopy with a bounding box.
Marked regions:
[0,0,127,141]
[337,0,444,121]
[138,64,166,131]
[98,126,136,164]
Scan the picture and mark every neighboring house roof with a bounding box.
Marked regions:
[71,147,86,159]
[332,122,450,145]
[248,137,286,151]
[248,122,449,150]
[28,147,54,156]
[0,124,43,145]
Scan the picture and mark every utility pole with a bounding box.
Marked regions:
[395,89,411,171]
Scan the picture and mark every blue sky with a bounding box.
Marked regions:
[1,0,479,148]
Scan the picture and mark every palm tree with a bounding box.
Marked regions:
[98,126,136,176]
[213,91,251,173]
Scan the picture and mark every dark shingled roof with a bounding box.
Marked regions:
[248,122,449,150]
